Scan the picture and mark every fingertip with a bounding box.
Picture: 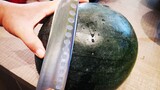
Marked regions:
[35,48,45,58]
[18,30,46,58]
[79,0,89,3]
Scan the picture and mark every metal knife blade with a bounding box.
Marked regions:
[36,0,79,90]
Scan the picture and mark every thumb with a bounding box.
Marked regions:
[19,29,45,58]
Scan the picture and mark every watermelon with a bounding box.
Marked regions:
[145,0,160,10]
[35,3,138,90]
[89,0,99,2]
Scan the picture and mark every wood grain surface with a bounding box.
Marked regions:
[0,0,160,90]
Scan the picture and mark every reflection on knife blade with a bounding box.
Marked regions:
[36,0,79,90]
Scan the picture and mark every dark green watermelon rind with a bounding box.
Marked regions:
[35,3,138,90]
[65,3,138,90]
[35,15,53,74]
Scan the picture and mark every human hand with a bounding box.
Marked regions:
[0,0,88,58]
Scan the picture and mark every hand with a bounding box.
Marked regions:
[1,0,88,58]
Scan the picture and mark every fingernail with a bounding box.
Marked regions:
[36,49,45,58]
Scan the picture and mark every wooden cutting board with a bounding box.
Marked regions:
[0,0,160,89]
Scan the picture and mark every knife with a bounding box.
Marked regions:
[36,0,79,90]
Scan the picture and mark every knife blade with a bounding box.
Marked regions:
[36,0,79,90]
